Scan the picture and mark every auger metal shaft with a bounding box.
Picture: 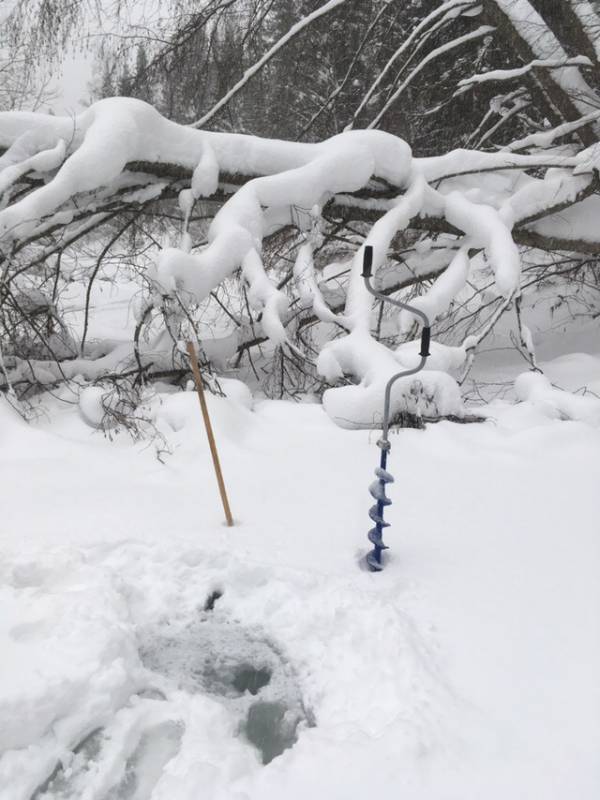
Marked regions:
[361,245,431,571]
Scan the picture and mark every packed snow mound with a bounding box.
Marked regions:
[318,319,464,428]
[77,378,254,437]
[324,371,464,429]
[515,371,600,426]
[151,380,254,446]
[542,352,600,397]
[79,382,145,430]
[217,378,254,409]
[78,386,109,428]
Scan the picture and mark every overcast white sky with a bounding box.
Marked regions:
[19,0,171,114]
[51,51,94,112]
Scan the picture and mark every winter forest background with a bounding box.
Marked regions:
[1,2,599,799]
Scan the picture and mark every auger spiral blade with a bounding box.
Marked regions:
[366,549,385,572]
[365,457,394,571]
[367,527,389,549]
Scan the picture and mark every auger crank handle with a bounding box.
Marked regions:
[361,245,373,278]
[420,326,431,358]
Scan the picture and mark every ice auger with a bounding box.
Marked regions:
[361,245,431,572]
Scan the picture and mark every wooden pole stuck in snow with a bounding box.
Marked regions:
[186,341,234,527]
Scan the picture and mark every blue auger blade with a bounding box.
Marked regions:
[375,466,395,483]
[366,452,393,573]
[366,550,384,572]
[368,527,389,549]
[368,505,390,526]
[369,480,392,504]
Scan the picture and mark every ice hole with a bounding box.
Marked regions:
[140,616,313,764]
[232,664,271,695]
[244,701,301,765]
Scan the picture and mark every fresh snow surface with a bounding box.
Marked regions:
[1,365,599,799]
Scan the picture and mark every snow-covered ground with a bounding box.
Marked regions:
[0,248,599,799]
[1,344,599,799]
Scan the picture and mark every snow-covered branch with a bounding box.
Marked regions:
[457,56,593,91]
[1,96,599,424]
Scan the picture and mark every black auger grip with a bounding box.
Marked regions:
[420,326,431,358]
[362,245,373,278]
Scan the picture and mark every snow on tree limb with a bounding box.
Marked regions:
[345,175,428,325]
[399,246,471,329]
[416,149,580,183]
[457,56,593,90]
[150,124,413,329]
[0,97,411,247]
[504,110,600,152]
[240,248,289,345]
[441,190,520,297]
[294,240,343,326]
